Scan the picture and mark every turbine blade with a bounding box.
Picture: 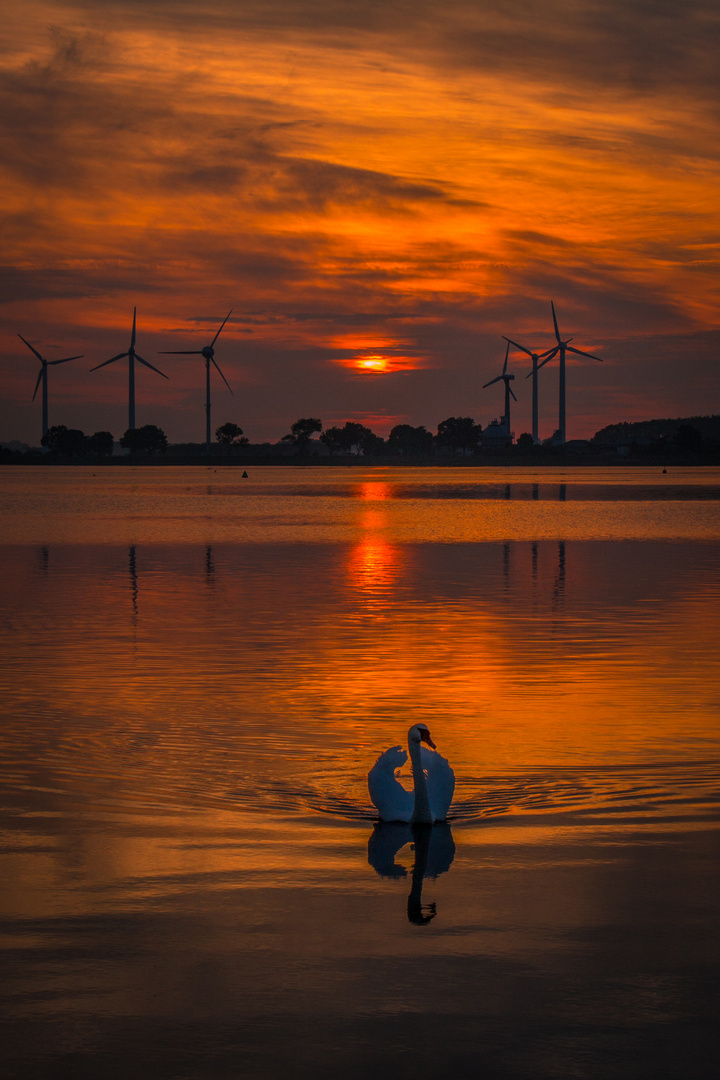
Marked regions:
[90,352,128,371]
[210,309,233,348]
[212,357,233,394]
[483,375,503,388]
[18,334,44,362]
[158,350,203,355]
[32,369,44,401]
[502,340,510,374]
[503,336,534,358]
[48,355,83,365]
[551,300,561,342]
[131,307,137,349]
[509,386,518,402]
[566,345,603,361]
[536,354,555,371]
[539,345,560,359]
[135,354,169,379]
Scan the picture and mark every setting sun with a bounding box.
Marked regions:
[357,355,390,373]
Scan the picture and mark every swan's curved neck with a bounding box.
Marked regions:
[409,736,432,823]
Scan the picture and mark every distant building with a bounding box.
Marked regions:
[482,417,513,449]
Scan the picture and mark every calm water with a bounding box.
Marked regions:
[1,466,719,1079]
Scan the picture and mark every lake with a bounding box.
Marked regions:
[1,466,719,1079]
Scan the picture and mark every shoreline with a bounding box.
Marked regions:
[3,452,719,468]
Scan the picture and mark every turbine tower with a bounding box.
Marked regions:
[503,337,557,444]
[160,309,234,452]
[536,302,603,444]
[90,308,168,431]
[483,341,517,437]
[18,334,83,441]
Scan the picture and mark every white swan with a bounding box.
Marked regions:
[368,724,455,823]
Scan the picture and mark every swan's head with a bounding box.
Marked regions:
[409,723,436,749]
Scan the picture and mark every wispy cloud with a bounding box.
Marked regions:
[1,0,718,442]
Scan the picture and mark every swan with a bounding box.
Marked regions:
[368,724,455,823]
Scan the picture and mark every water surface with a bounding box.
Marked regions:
[1,467,718,1079]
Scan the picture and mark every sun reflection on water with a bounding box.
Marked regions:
[347,535,402,601]
[356,481,394,501]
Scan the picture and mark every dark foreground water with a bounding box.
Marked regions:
[1,467,719,1079]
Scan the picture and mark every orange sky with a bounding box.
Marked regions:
[1,0,719,444]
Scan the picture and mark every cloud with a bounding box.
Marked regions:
[0,0,718,444]
[62,0,720,98]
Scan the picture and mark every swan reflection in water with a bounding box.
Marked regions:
[368,821,455,925]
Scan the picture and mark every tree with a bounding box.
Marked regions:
[388,424,434,456]
[320,421,379,455]
[673,424,703,452]
[41,425,88,457]
[120,425,167,455]
[216,422,249,448]
[87,431,114,458]
[435,416,482,455]
[516,432,534,450]
[282,417,322,453]
[319,426,345,454]
[362,431,386,456]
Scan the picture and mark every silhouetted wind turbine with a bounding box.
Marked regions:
[535,301,603,444]
[483,341,517,435]
[503,336,557,444]
[90,308,168,431]
[160,310,234,451]
[18,334,83,441]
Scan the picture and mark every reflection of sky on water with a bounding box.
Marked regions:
[1,466,719,544]
[1,468,719,1079]
[1,540,718,817]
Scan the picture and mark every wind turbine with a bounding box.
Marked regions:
[503,336,557,444]
[90,308,168,432]
[483,341,517,437]
[18,334,83,441]
[160,309,234,451]
[535,301,603,444]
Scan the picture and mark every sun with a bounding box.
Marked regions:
[356,355,390,373]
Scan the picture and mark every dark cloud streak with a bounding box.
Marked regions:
[69,0,720,98]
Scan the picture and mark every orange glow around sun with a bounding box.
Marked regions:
[329,335,426,376]
[334,353,426,374]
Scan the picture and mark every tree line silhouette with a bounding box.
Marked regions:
[3,413,719,464]
[21,415,490,459]
[39,424,167,457]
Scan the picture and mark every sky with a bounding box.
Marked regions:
[1,0,719,446]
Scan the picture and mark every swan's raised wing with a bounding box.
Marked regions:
[421,745,455,822]
[368,745,413,822]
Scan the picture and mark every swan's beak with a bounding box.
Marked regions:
[420,729,436,749]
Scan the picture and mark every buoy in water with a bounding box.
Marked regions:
[242,470,248,478]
